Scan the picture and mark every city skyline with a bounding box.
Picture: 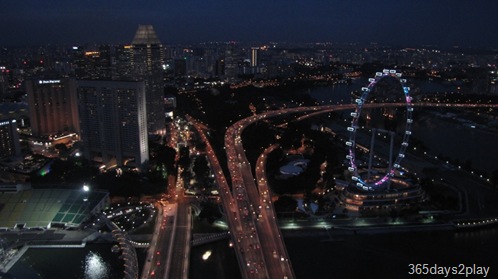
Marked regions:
[2,1,498,47]
[1,2,498,277]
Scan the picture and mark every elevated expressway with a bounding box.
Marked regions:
[191,102,497,279]
[187,115,268,279]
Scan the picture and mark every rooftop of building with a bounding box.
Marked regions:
[0,188,109,229]
[131,25,161,45]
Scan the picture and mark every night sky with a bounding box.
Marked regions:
[1,0,498,47]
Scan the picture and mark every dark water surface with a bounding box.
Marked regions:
[285,227,498,279]
[8,244,124,279]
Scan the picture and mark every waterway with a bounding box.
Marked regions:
[190,239,241,279]
[285,227,498,279]
[307,79,498,174]
[6,244,124,279]
[189,226,498,279]
[411,114,498,173]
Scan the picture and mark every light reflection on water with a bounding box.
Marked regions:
[190,239,241,279]
[83,252,110,279]
[8,244,123,279]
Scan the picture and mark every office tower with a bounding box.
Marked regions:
[0,66,7,100]
[0,119,21,159]
[95,45,112,80]
[250,47,258,67]
[25,78,79,136]
[203,48,217,77]
[488,70,498,94]
[224,43,238,83]
[72,45,112,80]
[131,25,165,134]
[77,80,148,171]
[71,46,87,79]
[215,59,225,77]
[174,59,187,77]
[112,44,133,80]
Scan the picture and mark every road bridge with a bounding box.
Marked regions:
[191,232,230,247]
[190,102,498,279]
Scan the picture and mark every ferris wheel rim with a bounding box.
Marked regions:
[347,69,413,191]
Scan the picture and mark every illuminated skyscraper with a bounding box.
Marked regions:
[77,80,148,171]
[26,78,79,136]
[131,25,165,133]
[250,47,258,67]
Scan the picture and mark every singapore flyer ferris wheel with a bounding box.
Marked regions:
[346,69,414,191]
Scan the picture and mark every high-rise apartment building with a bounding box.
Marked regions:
[26,78,79,137]
[77,80,148,171]
[0,119,21,159]
[131,25,165,134]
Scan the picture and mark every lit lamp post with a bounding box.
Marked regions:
[83,184,90,202]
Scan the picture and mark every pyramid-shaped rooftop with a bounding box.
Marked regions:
[132,25,161,45]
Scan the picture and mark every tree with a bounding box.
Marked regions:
[178,146,190,169]
[193,156,210,185]
[274,196,297,212]
[492,169,498,187]
[54,143,70,157]
[54,143,68,152]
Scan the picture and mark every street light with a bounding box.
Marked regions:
[83,184,90,202]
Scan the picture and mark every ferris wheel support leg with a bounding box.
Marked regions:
[388,132,395,191]
[389,132,395,170]
[368,128,376,181]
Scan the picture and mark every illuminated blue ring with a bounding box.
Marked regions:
[346,69,413,191]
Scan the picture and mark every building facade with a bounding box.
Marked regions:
[0,119,21,159]
[131,25,165,134]
[77,80,148,171]
[0,66,8,100]
[25,78,79,137]
[224,43,238,83]
[112,44,134,80]
[251,47,259,67]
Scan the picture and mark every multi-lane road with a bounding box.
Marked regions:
[187,115,268,278]
[226,120,295,279]
[188,102,498,279]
